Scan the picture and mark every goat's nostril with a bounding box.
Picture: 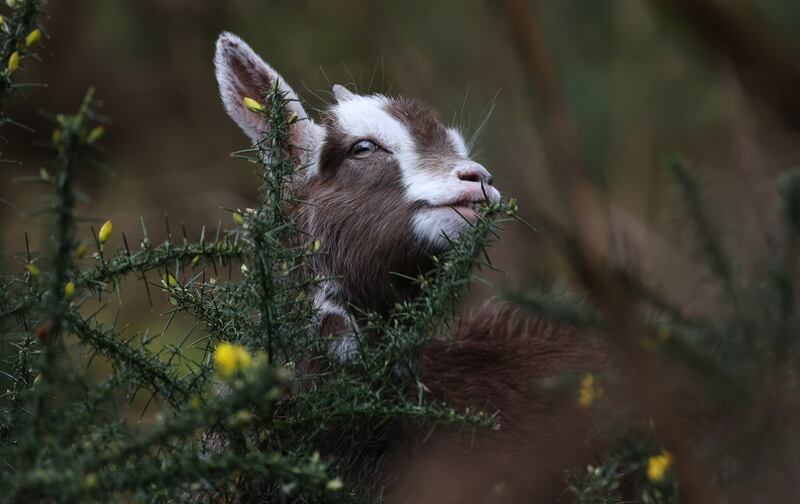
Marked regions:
[458,170,482,183]
[457,167,494,186]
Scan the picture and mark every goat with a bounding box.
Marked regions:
[215,32,606,503]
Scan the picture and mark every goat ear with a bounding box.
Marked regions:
[215,32,322,165]
[332,84,355,103]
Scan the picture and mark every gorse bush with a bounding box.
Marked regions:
[0,2,504,502]
[3,1,800,504]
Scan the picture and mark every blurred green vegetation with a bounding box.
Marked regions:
[2,1,800,502]
[0,0,797,362]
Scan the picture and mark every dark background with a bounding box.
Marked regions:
[3,0,800,322]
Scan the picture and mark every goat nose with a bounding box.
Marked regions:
[456,164,493,186]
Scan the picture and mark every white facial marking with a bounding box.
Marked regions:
[330,95,501,249]
[332,95,414,154]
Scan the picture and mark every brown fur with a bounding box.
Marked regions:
[295,103,608,502]
[216,40,608,500]
[298,115,435,313]
[365,303,607,503]
[386,97,455,154]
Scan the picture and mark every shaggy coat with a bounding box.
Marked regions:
[215,32,607,503]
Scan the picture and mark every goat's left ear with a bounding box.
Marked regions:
[215,32,322,166]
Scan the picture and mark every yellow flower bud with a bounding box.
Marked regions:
[98,220,113,244]
[310,239,321,253]
[240,264,249,274]
[24,263,40,277]
[242,96,264,113]
[236,346,252,370]
[52,128,61,145]
[87,125,104,144]
[232,212,244,226]
[33,374,42,387]
[25,28,41,47]
[326,478,344,491]
[191,255,201,266]
[0,16,5,25]
[162,273,177,287]
[228,409,254,428]
[7,51,19,73]
[64,281,75,300]
[83,472,98,490]
[214,343,237,378]
[647,451,673,482]
[214,343,253,379]
[74,242,88,259]
[578,373,603,408]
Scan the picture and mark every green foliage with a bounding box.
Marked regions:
[3,3,799,504]
[0,5,507,501]
[0,0,44,133]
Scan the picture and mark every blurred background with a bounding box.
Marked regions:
[2,0,800,320]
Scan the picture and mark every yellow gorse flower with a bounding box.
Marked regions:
[647,450,673,482]
[242,96,264,113]
[162,273,178,288]
[326,478,344,491]
[25,28,41,47]
[7,51,19,73]
[578,373,603,408]
[98,220,113,244]
[64,281,75,300]
[24,263,40,277]
[214,343,253,379]
[83,472,98,490]
[74,242,88,259]
[87,125,104,144]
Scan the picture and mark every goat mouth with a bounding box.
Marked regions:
[424,200,484,222]
[428,198,487,210]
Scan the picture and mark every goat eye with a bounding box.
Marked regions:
[350,140,377,159]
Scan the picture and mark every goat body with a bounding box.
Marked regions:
[215,33,606,503]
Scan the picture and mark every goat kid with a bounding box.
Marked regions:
[216,33,605,503]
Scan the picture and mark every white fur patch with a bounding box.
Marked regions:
[411,209,461,250]
[331,97,474,204]
[331,95,502,247]
[332,95,415,154]
[329,335,358,362]
[332,84,355,103]
[448,127,470,157]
